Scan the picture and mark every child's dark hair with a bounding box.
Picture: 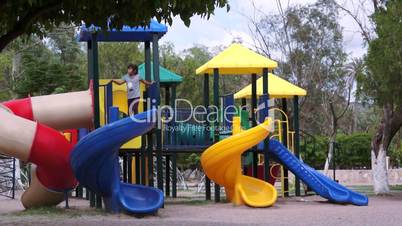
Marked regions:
[127,64,138,72]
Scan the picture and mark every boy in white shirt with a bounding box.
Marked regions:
[121,64,153,115]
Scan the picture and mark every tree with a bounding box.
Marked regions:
[159,42,182,70]
[356,0,402,194]
[4,26,86,97]
[0,0,229,52]
[176,45,212,105]
[0,48,12,101]
[247,0,354,173]
[47,25,87,92]
[98,42,142,79]
[13,43,65,96]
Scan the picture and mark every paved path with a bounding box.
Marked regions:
[1,194,402,225]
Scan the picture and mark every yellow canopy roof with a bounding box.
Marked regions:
[196,43,278,75]
[234,73,307,99]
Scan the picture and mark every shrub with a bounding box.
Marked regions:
[300,133,372,169]
[389,138,402,168]
[336,133,371,169]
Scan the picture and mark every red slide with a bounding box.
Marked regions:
[0,90,93,208]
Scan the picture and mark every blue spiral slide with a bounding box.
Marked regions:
[70,110,164,214]
[268,139,368,206]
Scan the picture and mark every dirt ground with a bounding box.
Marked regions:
[1,193,402,226]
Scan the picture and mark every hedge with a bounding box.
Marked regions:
[300,133,372,169]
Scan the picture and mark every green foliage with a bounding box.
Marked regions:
[177,153,201,170]
[98,42,142,78]
[336,133,372,169]
[254,0,351,135]
[160,42,182,69]
[358,0,402,107]
[0,0,229,51]
[175,45,212,105]
[301,136,328,169]
[388,136,402,167]
[14,44,64,96]
[301,133,372,169]
[10,26,86,97]
[0,50,12,101]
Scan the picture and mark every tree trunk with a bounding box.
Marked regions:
[324,104,337,175]
[324,134,336,176]
[371,104,402,194]
[371,143,389,194]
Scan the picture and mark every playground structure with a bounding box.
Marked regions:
[0,20,368,215]
[196,43,367,206]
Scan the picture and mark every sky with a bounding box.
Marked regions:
[161,0,374,59]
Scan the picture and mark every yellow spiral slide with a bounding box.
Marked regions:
[201,117,277,207]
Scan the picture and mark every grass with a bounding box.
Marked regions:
[166,198,214,206]
[347,184,402,196]
[165,195,219,205]
[277,184,402,196]
[8,206,106,218]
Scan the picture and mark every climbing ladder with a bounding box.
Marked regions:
[259,108,295,197]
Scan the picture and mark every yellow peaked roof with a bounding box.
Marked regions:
[234,73,307,99]
[196,43,278,75]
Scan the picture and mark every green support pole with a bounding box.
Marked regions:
[140,80,147,185]
[128,153,133,183]
[89,34,102,209]
[251,73,258,178]
[90,35,100,135]
[171,85,177,198]
[213,69,220,202]
[140,136,146,185]
[93,42,102,210]
[87,40,93,86]
[165,154,170,197]
[86,188,90,200]
[165,86,171,197]
[203,73,211,201]
[123,154,128,182]
[145,41,154,187]
[165,86,171,145]
[89,192,95,208]
[172,153,177,198]
[152,34,163,192]
[241,98,246,108]
[240,97,247,175]
[87,39,95,208]
[293,95,301,196]
[281,98,289,197]
[135,152,140,183]
[262,68,270,182]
